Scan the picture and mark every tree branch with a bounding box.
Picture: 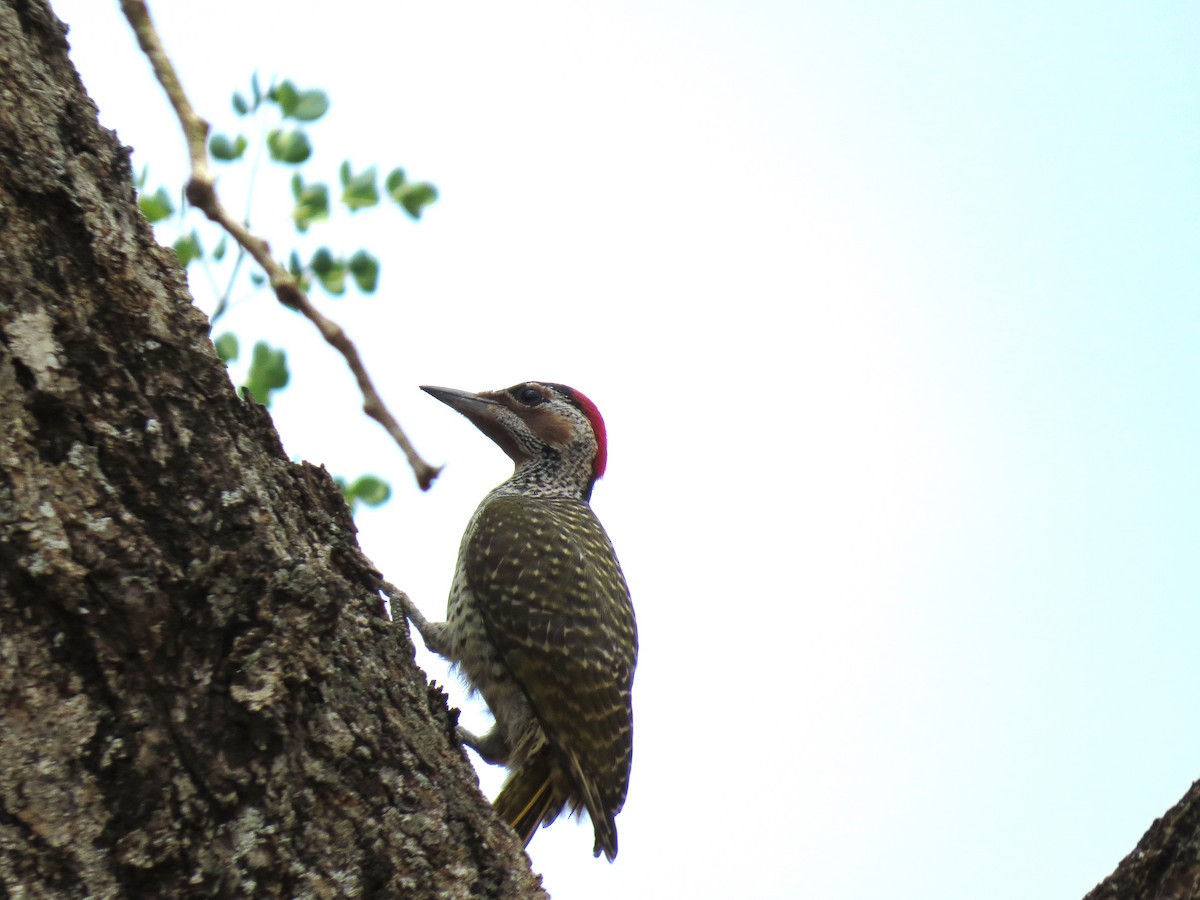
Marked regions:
[119,0,442,491]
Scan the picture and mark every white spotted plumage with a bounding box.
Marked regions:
[415,381,637,861]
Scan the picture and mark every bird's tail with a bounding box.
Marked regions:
[493,745,564,847]
[492,744,619,860]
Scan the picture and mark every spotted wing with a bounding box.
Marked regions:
[466,494,638,834]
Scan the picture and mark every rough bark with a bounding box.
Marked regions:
[0,1,546,896]
[1083,780,1200,900]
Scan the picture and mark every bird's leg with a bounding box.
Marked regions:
[458,725,510,766]
[381,580,454,660]
[382,582,512,764]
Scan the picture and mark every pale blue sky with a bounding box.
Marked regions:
[54,2,1200,897]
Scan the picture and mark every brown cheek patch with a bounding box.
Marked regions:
[522,407,573,446]
[482,390,573,449]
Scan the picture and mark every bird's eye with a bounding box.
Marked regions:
[514,385,545,406]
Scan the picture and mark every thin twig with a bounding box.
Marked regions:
[208,242,244,327]
[120,0,441,490]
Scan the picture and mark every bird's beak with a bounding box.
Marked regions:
[420,385,499,417]
[421,385,530,465]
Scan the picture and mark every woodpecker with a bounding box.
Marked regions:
[402,381,637,861]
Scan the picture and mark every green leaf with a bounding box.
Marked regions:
[173,231,202,268]
[212,236,228,262]
[353,476,391,506]
[309,248,346,296]
[213,332,239,363]
[267,128,312,164]
[384,167,406,193]
[210,133,248,161]
[269,80,296,112]
[348,250,380,293]
[341,474,392,511]
[138,186,174,223]
[251,72,263,106]
[318,267,346,296]
[390,181,439,220]
[244,341,289,406]
[249,271,266,287]
[135,166,149,190]
[271,79,329,122]
[310,247,335,276]
[232,92,249,116]
[291,178,330,232]
[287,251,316,295]
[291,90,329,122]
[340,164,379,211]
[309,248,348,296]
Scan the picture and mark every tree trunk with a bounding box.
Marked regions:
[1083,780,1200,900]
[0,1,546,896]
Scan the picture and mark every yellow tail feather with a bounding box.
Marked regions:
[492,747,563,847]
